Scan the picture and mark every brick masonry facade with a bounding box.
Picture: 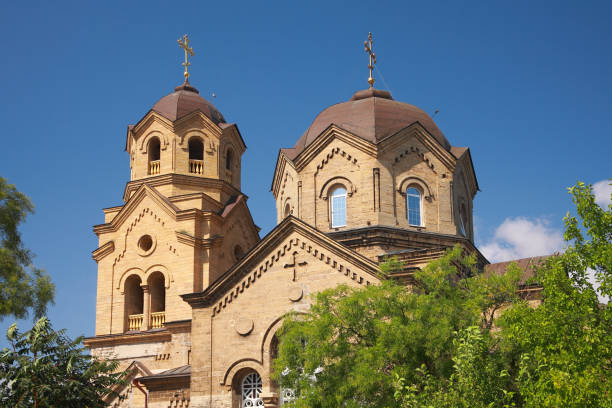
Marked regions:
[85,82,488,408]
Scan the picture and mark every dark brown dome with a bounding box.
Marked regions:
[284,89,450,160]
[152,82,225,125]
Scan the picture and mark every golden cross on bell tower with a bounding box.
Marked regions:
[177,34,195,82]
[364,32,376,89]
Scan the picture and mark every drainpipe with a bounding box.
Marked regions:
[132,380,148,408]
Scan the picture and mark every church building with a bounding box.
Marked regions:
[84,35,534,408]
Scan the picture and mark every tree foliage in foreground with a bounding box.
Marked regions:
[0,177,54,320]
[496,181,611,407]
[274,181,611,408]
[0,317,125,408]
[274,246,522,408]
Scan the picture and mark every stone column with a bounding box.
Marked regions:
[141,284,150,331]
[261,392,278,408]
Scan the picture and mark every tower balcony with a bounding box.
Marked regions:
[151,311,166,329]
[128,314,143,331]
[149,160,160,175]
[127,311,166,331]
[189,159,204,175]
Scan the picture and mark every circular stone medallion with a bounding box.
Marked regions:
[235,318,254,336]
[288,286,303,302]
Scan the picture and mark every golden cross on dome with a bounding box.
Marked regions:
[364,32,376,88]
[177,34,195,81]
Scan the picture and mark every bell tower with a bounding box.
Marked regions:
[125,79,245,201]
[91,37,260,338]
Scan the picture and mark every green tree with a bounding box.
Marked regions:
[0,317,125,408]
[274,182,611,407]
[0,177,54,319]
[273,247,522,408]
[497,181,611,407]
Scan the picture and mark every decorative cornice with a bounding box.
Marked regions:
[176,231,222,249]
[92,241,115,262]
[328,225,489,266]
[83,329,171,348]
[271,150,295,197]
[315,146,360,175]
[379,124,456,172]
[94,184,177,235]
[181,216,381,312]
[173,111,223,139]
[457,148,479,198]
[122,173,243,203]
[163,319,192,332]
[102,205,123,214]
[293,125,377,172]
[133,111,174,135]
[168,192,224,212]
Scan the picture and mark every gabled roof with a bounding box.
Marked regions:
[94,183,179,235]
[452,146,480,195]
[485,255,551,284]
[181,216,381,309]
[137,365,190,382]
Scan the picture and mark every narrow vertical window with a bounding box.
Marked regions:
[226,149,233,170]
[148,137,161,175]
[148,272,165,329]
[188,137,204,174]
[124,275,143,332]
[330,187,347,228]
[406,187,422,226]
[459,204,467,237]
[284,203,291,218]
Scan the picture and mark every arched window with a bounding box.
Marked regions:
[283,202,291,218]
[330,186,347,228]
[406,187,422,226]
[459,203,468,237]
[124,275,143,331]
[226,149,233,170]
[188,138,204,160]
[241,372,263,407]
[148,272,165,329]
[148,137,161,175]
[188,138,204,174]
[234,245,244,261]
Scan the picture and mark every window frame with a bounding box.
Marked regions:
[406,186,423,227]
[241,371,263,407]
[188,136,204,160]
[330,186,347,228]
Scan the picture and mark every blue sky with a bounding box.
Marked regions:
[0,0,610,342]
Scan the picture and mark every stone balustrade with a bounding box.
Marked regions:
[149,160,160,175]
[128,314,143,331]
[189,159,204,174]
[151,311,166,329]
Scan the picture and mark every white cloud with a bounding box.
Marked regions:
[592,179,612,208]
[480,217,564,263]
